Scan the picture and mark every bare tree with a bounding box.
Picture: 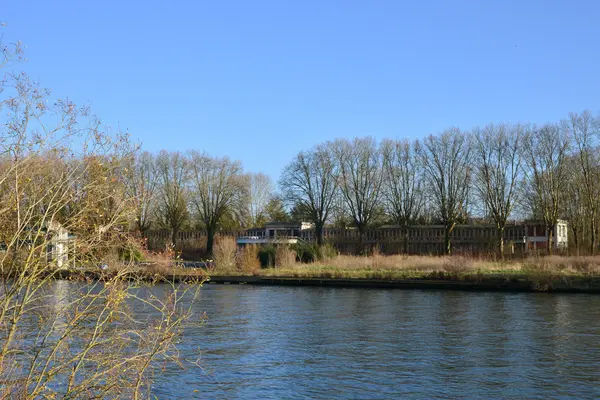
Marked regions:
[561,156,586,255]
[521,123,570,255]
[381,139,424,253]
[330,189,352,229]
[188,151,246,255]
[565,111,600,254]
[333,137,384,249]
[246,172,273,227]
[280,143,339,246]
[123,151,157,234]
[419,128,472,255]
[472,123,523,258]
[154,150,189,246]
[0,36,201,397]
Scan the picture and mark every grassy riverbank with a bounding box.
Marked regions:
[208,254,600,280]
[44,254,600,293]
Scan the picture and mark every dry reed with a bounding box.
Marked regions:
[275,246,297,268]
[206,248,600,280]
[213,236,237,269]
[236,245,261,274]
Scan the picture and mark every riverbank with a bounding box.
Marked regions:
[39,254,600,293]
[203,254,600,292]
[205,274,600,293]
[49,266,600,294]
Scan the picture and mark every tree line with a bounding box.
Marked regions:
[1,35,597,260]
[2,91,595,258]
[116,112,598,258]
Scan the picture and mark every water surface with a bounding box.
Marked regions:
[150,285,600,399]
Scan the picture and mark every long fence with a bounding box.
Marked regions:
[144,225,532,256]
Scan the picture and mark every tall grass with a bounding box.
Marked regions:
[236,245,261,274]
[213,236,237,269]
[242,253,600,279]
[275,246,297,268]
[204,240,600,280]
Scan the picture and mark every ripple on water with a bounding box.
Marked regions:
[138,286,600,399]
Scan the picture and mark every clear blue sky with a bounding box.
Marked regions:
[3,1,599,179]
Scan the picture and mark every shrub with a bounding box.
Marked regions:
[564,257,600,274]
[275,245,297,268]
[118,244,144,262]
[318,244,339,260]
[194,235,208,254]
[293,241,318,263]
[236,244,261,274]
[213,236,237,269]
[139,243,180,272]
[292,242,338,263]
[258,245,276,268]
[520,260,562,291]
[442,255,473,274]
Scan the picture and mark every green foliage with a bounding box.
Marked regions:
[292,242,338,263]
[292,241,317,263]
[289,202,311,221]
[319,244,339,260]
[264,196,290,222]
[258,245,276,268]
[118,245,144,262]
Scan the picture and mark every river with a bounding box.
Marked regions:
[139,284,600,399]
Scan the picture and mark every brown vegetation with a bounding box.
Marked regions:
[0,37,204,398]
[213,236,237,269]
[275,245,297,268]
[236,244,261,274]
[210,252,600,280]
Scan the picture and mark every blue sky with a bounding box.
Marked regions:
[3,0,599,180]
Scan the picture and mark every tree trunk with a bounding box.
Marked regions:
[171,228,178,249]
[357,224,366,255]
[206,225,216,256]
[497,226,505,260]
[547,226,554,255]
[590,218,596,256]
[315,221,324,247]
[402,225,409,254]
[572,227,579,256]
[444,225,452,255]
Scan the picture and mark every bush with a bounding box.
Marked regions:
[213,236,237,269]
[292,242,338,263]
[258,245,276,268]
[292,241,318,263]
[275,245,297,267]
[118,245,144,262]
[142,243,180,270]
[236,245,261,274]
[442,255,473,274]
[520,260,562,291]
[318,244,339,260]
[194,236,208,254]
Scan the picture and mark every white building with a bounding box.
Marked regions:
[236,222,314,246]
[46,221,74,268]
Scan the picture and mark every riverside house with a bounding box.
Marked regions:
[236,222,315,246]
[235,219,569,255]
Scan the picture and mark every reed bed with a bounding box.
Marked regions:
[212,252,600,280]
